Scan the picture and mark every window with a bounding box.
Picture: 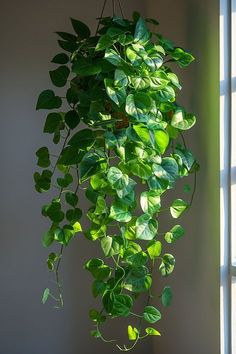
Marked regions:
[220,0,236,353]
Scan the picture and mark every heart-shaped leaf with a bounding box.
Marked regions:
[36,90,62,110]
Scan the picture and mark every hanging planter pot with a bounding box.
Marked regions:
[35,2,199,351]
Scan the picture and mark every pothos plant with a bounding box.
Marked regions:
[35,10,199,351]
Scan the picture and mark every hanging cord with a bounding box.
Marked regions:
[95,0,108,35]
[96,0,125,35]
[117,0,124,18]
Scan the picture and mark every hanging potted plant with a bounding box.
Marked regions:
[35,3,199,351]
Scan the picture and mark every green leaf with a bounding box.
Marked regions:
[101,236,121,257]
[58,39,77,52]
[131,76,150,90]
[63,224,76,245]
[66,208,82,223]
[123,241,142,258]
[53,131,60,144]
[107,167,129,190]
[126,93,152,121]
[165,225,185,243]
[95,34,115,51]
[145,327,161,336]
[113,16,130,27]
[144,53,163,72]
[102,290,114,313]
[43,200,64,222]
[153,157,179,185]
[110,200,132,223]
[174,147,195,172]
[90,172,109,191]
[140,191,161,215]
[65,110,80,129]
[104,48,122,66]
[116,179,136,199]
[148,175,169,193]
[58,146,84,165]
[134,17,151,45]
[92,280,107,298]
[124,219,138,241]
[47,252,58,271]
[114,69,128,87]
[104,78,126,106]
[157,34,174,52]
[172,47,195,67]
[54,227,65,244]
[68,128,95,148]
[131,161,152,180]
[105,130,127,148]
[90,329,101,338]
[70,18,91,39]
[42,229,54,247]
[126,45,143,66]
[159,254,175,276]
[43,112,63,133]
[51,53,69,64]
[113,294,133,317]
[155,86,175,102]
[42,288,50,304]
[143,306,162,324]
[56,31,77,42]
[167,72,181,89]
[170,199,189,218]
[49,65,70,87]
[171,108,196,130]
[72,58,101,76]
[128,325,138,341]
[36,90,62,110]
[153,130,169,154]
[34,170,52,192]
[72,221,82,233]
[85,223,106,241]
[80,151,105,182]
[89,309,106,323]
[127,251,148,267]
[133,125,150,143]
[66,87,79,105]
[65,192,78,207]
[93,195,107,216]
[147,240,162,259]
[166,125,179,139]
[36,147,50,168]
[136,214,158,240]
[124,266,152,293]
[84,258,111,280]
[161,286,173,307]
[57,173,73,188]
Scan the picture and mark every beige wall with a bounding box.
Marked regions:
[0,0,220,353]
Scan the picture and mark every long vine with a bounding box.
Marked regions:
[35,10,199,351]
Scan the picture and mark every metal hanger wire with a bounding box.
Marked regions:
[95,0,125,35]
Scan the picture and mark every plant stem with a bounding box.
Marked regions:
[180,132,187,149]
[189,172,197,206]
[55,245,64,308]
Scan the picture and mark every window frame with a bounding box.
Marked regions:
[220,0,235,353]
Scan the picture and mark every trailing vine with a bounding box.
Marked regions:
[35,9,199,351]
